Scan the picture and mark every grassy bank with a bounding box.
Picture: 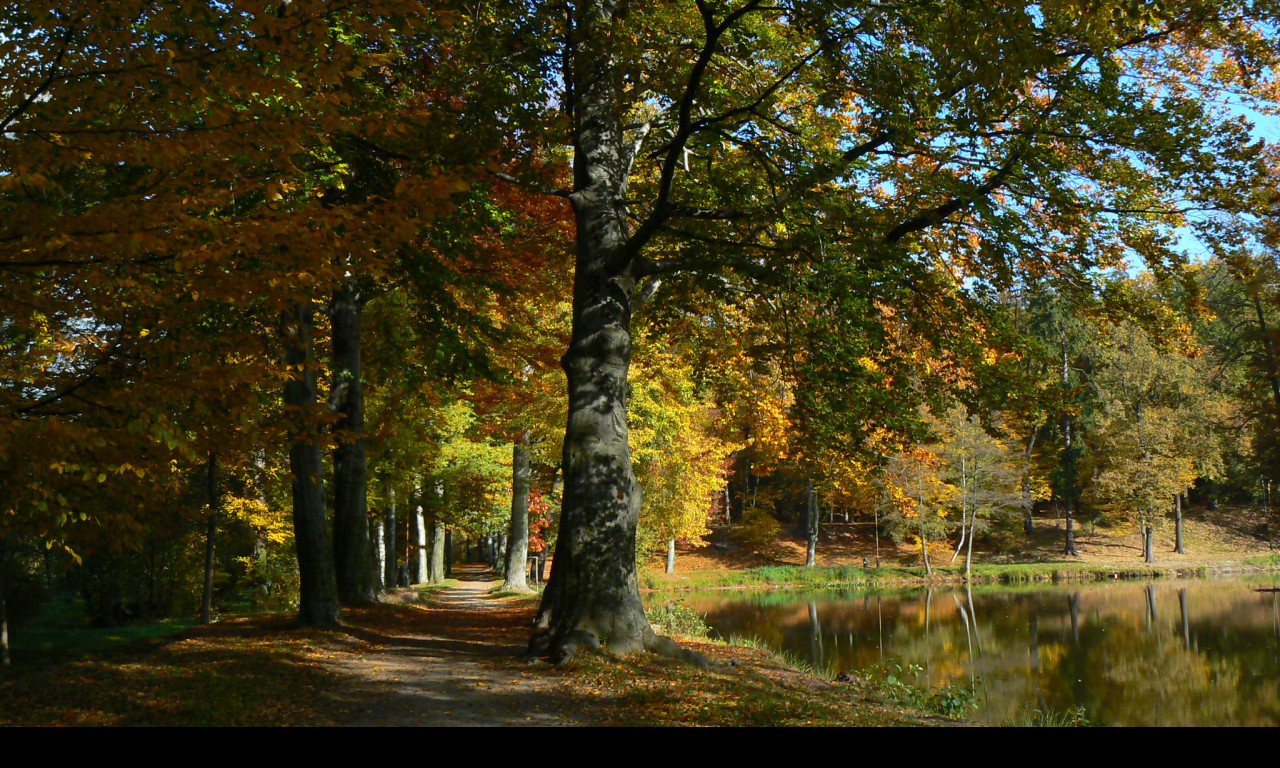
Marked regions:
[642,554,1280,592]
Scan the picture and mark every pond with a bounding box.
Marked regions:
[650,577,1280,725]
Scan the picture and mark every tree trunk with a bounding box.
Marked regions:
[920,526,932,576]
[805,480,818,567]
[1,539,10,668]
[965,498,975,581]
[383,484,397,589]
[666,539,676,574]
[373,518,385,592]
[1174,492,1185,554]
[951,506,967,564]
[430,516,446,584]
[445,529,453,578]
[874,506,881,568]
[1022,425,1038,536]
[1144,520,1155,564]
[502,437,534,591]
[1064,499,1078,557]
[330,283,376,606]
[412,502,428,584]
[530,0,680,663]
[201,451,219,625]
[282,302,342,626]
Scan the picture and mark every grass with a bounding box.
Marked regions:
[642,556,1280,593]
[0,615,356,726]
[411,579,462,603]
[556,638,935,726]
[1006,704,1092,727]
[639,604,967,724]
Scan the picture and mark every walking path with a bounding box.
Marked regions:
[321,564,590,726]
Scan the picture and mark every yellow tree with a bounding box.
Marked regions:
[630,340,739,573]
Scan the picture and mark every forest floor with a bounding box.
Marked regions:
[644,504,1280,590]
[0,564,937,726]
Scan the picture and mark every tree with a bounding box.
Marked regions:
[499,0,1280,661]
[629,338,737,573]
[938,407,1021,579]
[1090,313,1228,560]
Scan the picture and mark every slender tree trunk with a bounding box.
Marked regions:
[1,539,10,668]
[373,518,385,592]
[965,497,975,581]
[383,484,397,588]
[201,451,219,625]
[1174,491,1185,554]
[1144,519,1155,564]
[920,525,932,576]
[282,302,342,626]
[330,283,376,606]
[1022,425,1038,536]
[445,529,453,578]
[874,506,881,568]
[951,507,967,564]
[805,480,819,567]
[407,501,422,584]
[953,458,967,564]
[1065,498,1078,557]
[412,502,428,584]
[665,539,676,574]
[1060,332,1079,557]
[430,508,446,583]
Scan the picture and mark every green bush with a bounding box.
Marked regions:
[646,601,712,639]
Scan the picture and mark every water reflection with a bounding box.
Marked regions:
[652,578,1280,725]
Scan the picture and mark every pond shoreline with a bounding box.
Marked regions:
[641,555,1280,593]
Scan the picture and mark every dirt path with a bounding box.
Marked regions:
[318,564,590,727]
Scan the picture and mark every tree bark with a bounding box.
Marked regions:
[409,501,427,584]
[282,302,342,626]
[530,0,648,662]
[666,539,676,574]
[1,539,10,668]
[1022,425,1038,536]
[373,518,385,592]
[1174,492,1184,554]
[445,529,453,578]
[805,480,818,567]
[502,436,533,592]
[430,516,446,583]
[201,451,219,625]
[330,283,377,605]
[383,483,397,589]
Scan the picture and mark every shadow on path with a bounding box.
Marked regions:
[319,564,584,726]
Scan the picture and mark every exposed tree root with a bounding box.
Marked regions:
[527,624,708,668]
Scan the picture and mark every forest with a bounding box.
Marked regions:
[3,0,1280,726]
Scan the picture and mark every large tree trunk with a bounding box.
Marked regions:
[330,284,377,605]
[530,1,661,663]
[282,302,342,626]
[501,436,533,592]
